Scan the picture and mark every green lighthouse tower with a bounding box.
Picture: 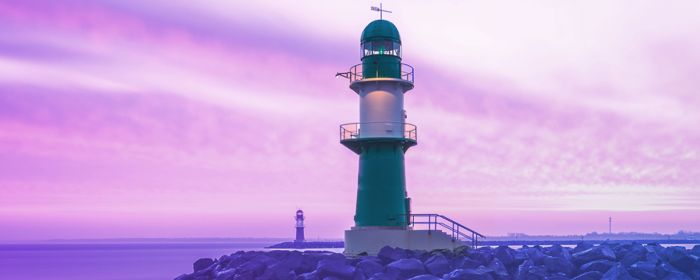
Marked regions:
[338,9,484,256]
[340,18,416,229]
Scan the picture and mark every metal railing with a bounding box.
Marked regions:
[407,214,485,248]
[342,63,414,83]
[340,122,417,141]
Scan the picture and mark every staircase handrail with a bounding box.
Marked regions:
[407,213,485,247]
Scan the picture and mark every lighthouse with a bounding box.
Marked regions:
[295,210,305,242]
[337,8,484,255]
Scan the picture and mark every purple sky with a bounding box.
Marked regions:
[1,0,699,241]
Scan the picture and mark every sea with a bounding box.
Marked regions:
[0,240,694,280]
[0,239,343,280]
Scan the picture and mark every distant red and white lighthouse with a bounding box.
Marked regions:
[295,210,305,242]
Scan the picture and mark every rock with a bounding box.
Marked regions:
[571,271,602,280]
[443,266,495,280]
[298,253,324,274]
[235,259,267,278]
[424,254,451,276]
[572,245,616,265]
[454,246,471,257]
[691,245,700,257]
[386,258,425,279]
[620,244,646,267]
[645,251,662,265]
[526,247,547,266]
[213,268,236,280]
[579,260,615,274]
[406,275,441,280]
[629,261,657,280]
[657,262,680,278]
[469,247,494,265]
[453,256,482,269]
[572,242,594,254]
[368,270,399,280]
[661,271,692,280]
[513,250,530,266]
[296,270,320,280]
[601,263,636,280]
[487,258,509,280]
[357,260,385,278]
[316,259,356,279]
[545,273,570,280]
[543,256,573,275]
[666,247,699,273]
[175,274,193,280]
[193,258,214,272]
[494,246,516,266]
[514,259,547,280]
[515,259,534,280]
[251,254,278,267]
[378,246,409,264]
[259,251,304,279]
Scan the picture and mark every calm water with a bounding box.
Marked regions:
[1,242,694,279]
[0,242,342,280]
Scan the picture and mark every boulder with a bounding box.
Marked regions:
[453,256,482,269]
[570,271,602,280]
[545,273,570,280]
[175,274,193,280]
[543,256,573,275]
[386,258,425,279]
[514,259,547,280]
[296,270,320,280]
[235,259,267,278]
[469,247,494,265]
[645,251,662,265]
[579,260,615,274]
[494,246,516,266]
[661,271,692,280]
[601,263,636,280]
[572,245,617,265]
[357,260,385,278]
[260,251,304,279]
[213,268,236,280]
[487,258,509,280]
[424,254,451,276]
[316,259,356,279]
[454,246,471,257]
[572,242,594,254]
[406,275,441,280]
[378,246,409,264]
[443,267,495,280]
[620,244,646,267]
[628,261,657,280]
[368,270,399,280]
[691,245,700,257]
[298,253,324,274]
[666,247,699,273]
[193,258,215,272]
[525,247,547,265]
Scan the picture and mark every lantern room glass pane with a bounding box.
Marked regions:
[362,40,401,57]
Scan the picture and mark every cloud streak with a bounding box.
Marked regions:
[0,0,699,240]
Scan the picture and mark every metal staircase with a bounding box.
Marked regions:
[407,214,485,248]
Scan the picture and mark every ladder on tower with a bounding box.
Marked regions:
[407,214,485,248]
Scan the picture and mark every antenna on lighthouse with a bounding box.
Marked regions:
[371,3,392,20]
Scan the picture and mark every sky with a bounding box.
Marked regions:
[0,0,699,241]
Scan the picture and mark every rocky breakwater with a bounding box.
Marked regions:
[175,242,700,280]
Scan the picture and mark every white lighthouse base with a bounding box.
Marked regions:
[344,228,463,256]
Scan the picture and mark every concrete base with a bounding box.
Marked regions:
[344,228,463,256]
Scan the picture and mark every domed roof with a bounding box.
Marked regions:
[361,20,401,43]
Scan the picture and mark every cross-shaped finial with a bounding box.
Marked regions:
[371,3,392,20]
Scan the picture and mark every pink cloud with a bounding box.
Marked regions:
[1,0,699,240]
